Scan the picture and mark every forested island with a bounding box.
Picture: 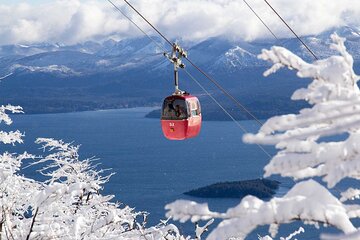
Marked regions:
[184,178,280,199]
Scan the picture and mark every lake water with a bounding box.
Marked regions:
[4,107,354,239]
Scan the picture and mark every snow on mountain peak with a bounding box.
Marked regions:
[18,44,30,48]
[212,44,265,72]
[225,46,254,58]
[1,26,360,78]
[10,64,80,76]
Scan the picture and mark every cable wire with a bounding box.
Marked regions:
[184,69,272,158]
[184,57,264,126]
[108,0,274,158]
[116,0,347,196]
[263,0,318,60]
[111,0,265,127]
[242,0,278,41]
[107,0,167,52]
[122,0,173,47]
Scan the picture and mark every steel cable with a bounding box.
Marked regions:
[263,0,318,60]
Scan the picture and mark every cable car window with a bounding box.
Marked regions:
[196,99,201,114]
[162,98,188,120]
[188,99,201,117]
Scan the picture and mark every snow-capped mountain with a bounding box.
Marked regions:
[0,37,168,77]
[1,26,360,115]
[2,25,360,79]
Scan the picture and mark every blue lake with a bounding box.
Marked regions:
[4,107,355,239]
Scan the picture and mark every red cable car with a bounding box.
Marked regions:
[160,43,202,140]
[161,93,201,140]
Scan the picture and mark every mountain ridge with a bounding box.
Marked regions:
[1,26,359,118]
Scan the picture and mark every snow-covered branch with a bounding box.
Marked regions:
[259,34,359,92]
[0,105,23,125]
[0,110,186,239]
[167,33,360,239]
[0,105,24,146]
[0,152,33,179]
[341,188,360,202]
[258,227,304,240]
[166,180,355,240]
[243,34,360,188]
[0,130,24,145]
[1,134,187,239]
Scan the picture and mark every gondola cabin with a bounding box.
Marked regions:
[161,94,201,140]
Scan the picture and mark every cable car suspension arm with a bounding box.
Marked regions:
[107,0,273,157]
[110,0,265,126]
[164,43,187,95]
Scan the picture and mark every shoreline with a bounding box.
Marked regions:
[15,106,161,116]
[13,106,270,122]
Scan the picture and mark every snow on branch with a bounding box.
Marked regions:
[167,33,360,239]
[341,188,360,202]
[280,227,305,240]
[25,138,187,239]
[259,34,359,92]
[0,107,187,238]
[243,34,360,188]
[0,104,23,125]
[0,152,34,180]
[0,130,24,145]
[166,180,356,240]
[34,138,111,187]
[258,227,304,240]
[166,201,221,223]
[0,105,24,145]
[0,135,187,239]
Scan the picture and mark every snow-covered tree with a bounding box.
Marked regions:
[0,105,187,239]
[165,34,360,239]
[0,105,37,240]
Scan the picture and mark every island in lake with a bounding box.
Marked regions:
[184,178,280,199]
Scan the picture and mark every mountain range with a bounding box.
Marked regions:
[1,26,360,119]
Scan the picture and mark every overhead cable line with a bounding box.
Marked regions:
[108,0,272,157]
[242,0,278,41]
[107,0,167,53]
[184,57,263,126]
[263,0,318,60]
[184,68,272,158]
[122,0,173,47]
[112,0,312,183]
[184,69,249,134]
[119,0,264,126]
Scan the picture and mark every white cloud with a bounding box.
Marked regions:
[0,0,360,45]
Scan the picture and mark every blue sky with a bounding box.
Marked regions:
[0,0,360,45]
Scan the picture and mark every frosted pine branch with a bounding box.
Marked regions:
[258,227,304,240]
[0,105,24,145]
[167,33,360,239]
[0,129,185,238]
[259,34,359,92]
[341,188,360,202]
[34,138,112,186]
[0,152,34,179]
[280,227,304,240]
[0,130,24,145]
[243,34,360,188]
[196,219,214,239]
[166,180,356,240]
[0,102,187,239]
[0,105,23,125]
